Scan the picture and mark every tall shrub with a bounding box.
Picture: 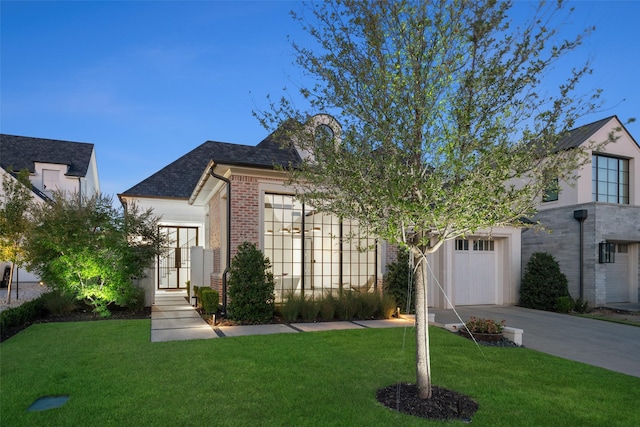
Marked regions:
[520,252,570,312]
[24,192,166,316]
[227,242,275,323]
[383,249,413,313]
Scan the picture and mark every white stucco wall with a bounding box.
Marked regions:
[539,117,640,211]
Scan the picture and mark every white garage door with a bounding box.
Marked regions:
[607,244,629,303]
[453,239,497,305]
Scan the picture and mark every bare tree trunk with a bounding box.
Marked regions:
[413,249,432,399]
[4,262,15,304]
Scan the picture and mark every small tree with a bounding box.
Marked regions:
[227,242,275,323]
[520,252,569,312]
[257,0,610,399]
[25,192,166,316]
[0,169,35,304]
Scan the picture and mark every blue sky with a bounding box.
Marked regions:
[2,1,639,198]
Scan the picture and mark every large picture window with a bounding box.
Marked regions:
[263,193,377,302]
[592,155,629,204]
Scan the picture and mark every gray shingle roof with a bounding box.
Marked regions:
[555,116,616,151]
[120,135,300,199]
[0,134,95,177]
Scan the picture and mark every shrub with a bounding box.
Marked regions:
[24,193,167,317]
[464,317,505,334]
[299,296,319,322]
[383,249,414,313]
[319,292,337,320]
[556,296,574,313]
[574,298,589,314]
[520,252,570,312]
[200,288,219,315]
[280,292,301,322]
[0,294,48,339]
[227,242,275,323]
[336,291,358,319]
[41,290,78,316]
[355,291,379,319]
[379,293,397,319]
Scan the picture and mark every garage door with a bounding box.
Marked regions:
[607,244,629,303]
[453,239,497,305]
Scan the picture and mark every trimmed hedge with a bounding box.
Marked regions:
[200,288,219,315]
[0,294,50,340]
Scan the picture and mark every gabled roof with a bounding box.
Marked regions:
[120,135,300,199]
[555,116,617,151]
[0,134,95,177]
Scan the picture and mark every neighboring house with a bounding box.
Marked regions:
[0,134,101,284]
[0,134,100,199]
[119,115,522,309]
[521,116,640,307]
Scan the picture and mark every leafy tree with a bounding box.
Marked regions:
[0,169,35,304]
[257,0,611,399]
[227,242,275,323]
[24,192,166,316]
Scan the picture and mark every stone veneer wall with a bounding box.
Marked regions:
[522,202,640,306]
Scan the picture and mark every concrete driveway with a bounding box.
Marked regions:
[431,305,640,378]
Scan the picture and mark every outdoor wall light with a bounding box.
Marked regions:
[598,241,615,264]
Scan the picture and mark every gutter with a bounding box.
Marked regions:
[209,166,231,315]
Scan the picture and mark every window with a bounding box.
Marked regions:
[473,239,494,251]
[315,124,334,142]
[455,239,469,251]
[617,243,628,254]
[42,169,59,193]
[263,193,377,302]
[542,177,559,202]
[592,155,629,204]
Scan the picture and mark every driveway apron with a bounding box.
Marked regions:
[431,305,640,378]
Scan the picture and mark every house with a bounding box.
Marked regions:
[0,134,100,200]
[119,115,522,309]
[521,116,640,307]
[0,134,101,284]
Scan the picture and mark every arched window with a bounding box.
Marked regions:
[315,124,335,142]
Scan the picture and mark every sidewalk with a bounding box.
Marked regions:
[150,290,416,342]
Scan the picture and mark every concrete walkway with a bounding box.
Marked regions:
[151,290,217,342]
[431,305,640,378]
[150,289,416,342]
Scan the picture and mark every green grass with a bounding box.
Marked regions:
[1,321,639,426]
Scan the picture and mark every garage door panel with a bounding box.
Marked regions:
[453,240,496,305]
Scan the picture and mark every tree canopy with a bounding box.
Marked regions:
[25,192,167,316]
[0,169,35,303]
[256,0,610,400]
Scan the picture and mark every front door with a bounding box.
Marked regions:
[158,226,198,289]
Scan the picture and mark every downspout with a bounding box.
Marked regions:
[573,209,588,301]
[210,168,231,315]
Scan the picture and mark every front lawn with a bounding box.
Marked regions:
[1,321,638,426]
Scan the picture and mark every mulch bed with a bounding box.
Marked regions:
[377,383,478,421]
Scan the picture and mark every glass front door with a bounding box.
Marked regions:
[158,226,198,289]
